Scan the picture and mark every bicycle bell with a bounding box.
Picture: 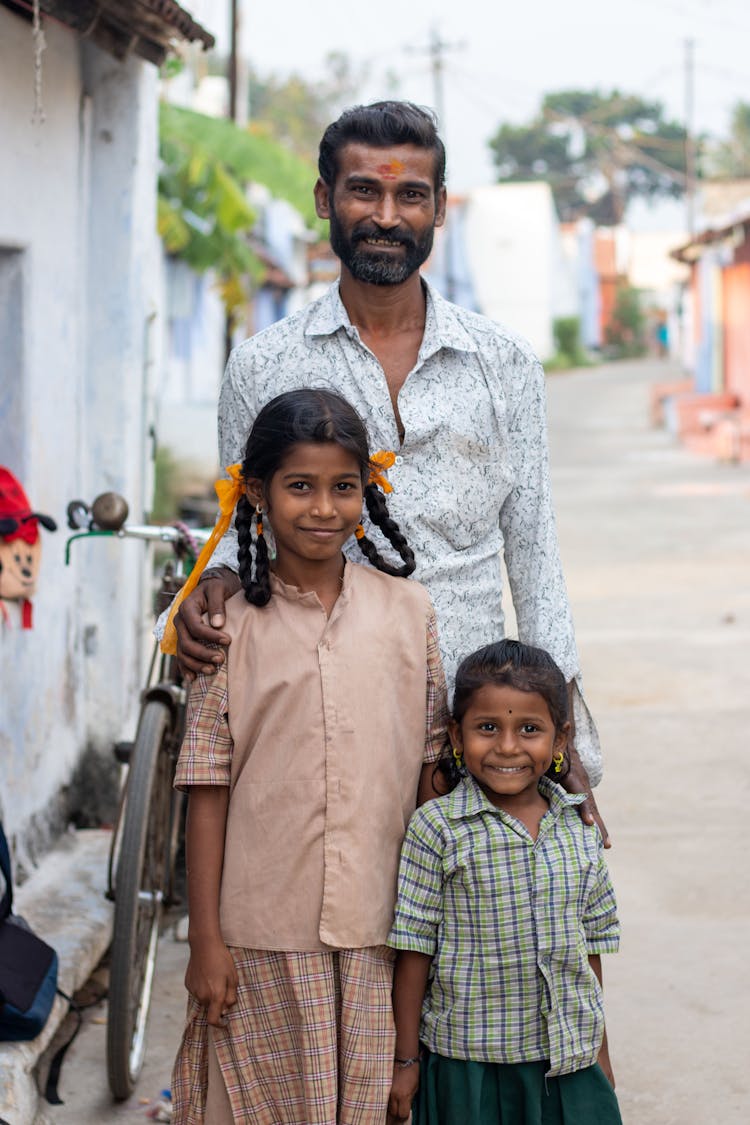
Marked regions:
[91,492,129,531]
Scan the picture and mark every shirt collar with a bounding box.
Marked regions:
[304,278,479,357]
[445,771,586,822]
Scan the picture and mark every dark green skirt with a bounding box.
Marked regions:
[413,1050,622,1125]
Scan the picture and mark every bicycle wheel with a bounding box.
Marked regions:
[106,699,178,1100]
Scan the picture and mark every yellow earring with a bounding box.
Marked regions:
[552,752,564,774]
[452,744,463,769]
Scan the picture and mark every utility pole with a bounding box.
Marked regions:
[228,0,238,122]
[684,37,696,237]
[225,0,242,364]
[407,26,464,301]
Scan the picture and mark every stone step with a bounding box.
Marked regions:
[0,830,113,1125]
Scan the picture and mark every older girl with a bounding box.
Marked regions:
[169,389,447,1124]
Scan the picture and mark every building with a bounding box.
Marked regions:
[0,1,213,864]
[671,193,750,461]
[461,182,578,361]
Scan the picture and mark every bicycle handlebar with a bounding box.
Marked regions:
[64,522,211,565]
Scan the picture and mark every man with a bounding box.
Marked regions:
[173,100,607,837]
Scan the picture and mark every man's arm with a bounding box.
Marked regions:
[499,350,608,840]
[564,682,609,846]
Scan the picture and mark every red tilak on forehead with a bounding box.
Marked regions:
[377,159,406,179]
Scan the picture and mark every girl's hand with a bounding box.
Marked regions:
[185,939,238,1028]
[387,1061,420,1123]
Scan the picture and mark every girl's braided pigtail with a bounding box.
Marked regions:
[356,483,416,578]
[236,495,272,606]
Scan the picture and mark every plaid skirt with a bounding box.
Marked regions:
[172,945,396,1125]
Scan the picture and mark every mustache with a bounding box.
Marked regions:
[351,225,417,250]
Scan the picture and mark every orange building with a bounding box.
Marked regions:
[671,207,750,461]
[593,228,621,344]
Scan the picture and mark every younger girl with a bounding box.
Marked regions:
[169,389,448,1125]
[387,639,621,1125]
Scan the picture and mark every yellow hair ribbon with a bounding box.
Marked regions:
[368,450,396,493]
[160,463,244,655]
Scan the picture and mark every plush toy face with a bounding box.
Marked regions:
[0,536,42,600]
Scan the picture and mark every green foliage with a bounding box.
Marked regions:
[545,316,590,370]
[151,446,181,523]
[158,103,323,314]
[705,101,750,178]
[489,88,687,223]
[604,285,647,358]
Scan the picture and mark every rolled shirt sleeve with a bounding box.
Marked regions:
[174,664,233,791]
[388,812,444,956]
[583,843,620,954]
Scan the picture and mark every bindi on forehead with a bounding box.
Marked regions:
[377,159,406,179]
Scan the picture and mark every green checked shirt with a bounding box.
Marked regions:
[388,775,620,1077]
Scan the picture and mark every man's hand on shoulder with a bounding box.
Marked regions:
[563,741,611,848]
[175,567,241,680]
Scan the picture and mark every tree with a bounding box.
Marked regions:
[157,103,324,315]
[706,101,750,179]
[489,89,687,224]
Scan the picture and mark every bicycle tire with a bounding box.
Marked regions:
[106,699,178,1100]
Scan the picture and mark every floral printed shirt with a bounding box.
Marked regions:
[210,279,601,783]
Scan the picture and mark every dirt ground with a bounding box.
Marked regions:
[42,359,750,1123]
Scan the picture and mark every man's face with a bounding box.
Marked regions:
[315,143,447,286]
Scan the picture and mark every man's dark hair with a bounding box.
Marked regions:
[318,101,446,194]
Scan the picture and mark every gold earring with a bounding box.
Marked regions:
[552,752,564,774]
[452,744,463,769]
[255,503,264,538]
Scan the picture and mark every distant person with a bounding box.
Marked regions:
[387,639,621,1125]
[170,390,449,1124]
[656,317,669,358]
[167,99,608,838]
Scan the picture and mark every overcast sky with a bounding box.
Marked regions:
[187,0,750,192]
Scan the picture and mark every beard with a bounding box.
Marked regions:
[328,205,435,286]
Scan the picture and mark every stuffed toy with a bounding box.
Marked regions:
[0,467,57,629]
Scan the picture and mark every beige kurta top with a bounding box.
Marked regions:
[176,562,448,952]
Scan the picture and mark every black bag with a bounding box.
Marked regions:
[0,822,59,1042]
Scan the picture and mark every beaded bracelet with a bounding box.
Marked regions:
[394,1056,420,1069]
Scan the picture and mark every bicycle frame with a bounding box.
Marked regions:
[65,518,209,898]
[65,507,212,1098]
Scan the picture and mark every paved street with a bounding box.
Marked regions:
[42,358,750,1123]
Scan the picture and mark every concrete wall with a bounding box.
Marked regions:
[0,9,162,867]
[463,182,576,360]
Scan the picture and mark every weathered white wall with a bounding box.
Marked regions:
[464,182,577,360]
[0,9,162,863]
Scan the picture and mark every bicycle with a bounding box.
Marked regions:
[65,491,209,1100]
